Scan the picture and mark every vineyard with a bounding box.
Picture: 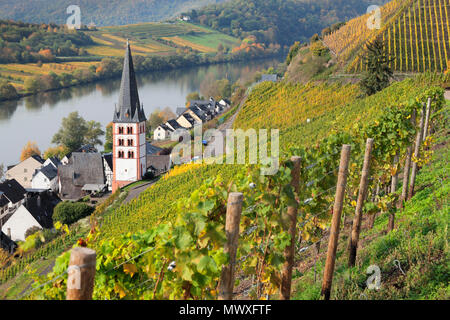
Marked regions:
[16,73,448,300]
[324,0,450,73]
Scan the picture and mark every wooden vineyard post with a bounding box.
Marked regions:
[321,145,351,300]
[422,97,432,141]
[408,104,426,200]
[388,152,400,231]
[348,138,373,267]
[66,247,96,300]
[218,192,244,300]
[400,109,417,207]
[280,156,301,300]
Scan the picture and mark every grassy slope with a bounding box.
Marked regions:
[292,125,449,300]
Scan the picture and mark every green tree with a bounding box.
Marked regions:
[84,120,105,146]
[52,112,90,152]
[104,122,113,153]
[24,77,41,93]
[53,201,94,225]
[359,38,393,96]
[186,92,204,105]
[0,80,18,100]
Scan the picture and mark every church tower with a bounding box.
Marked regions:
[112,41,147,192]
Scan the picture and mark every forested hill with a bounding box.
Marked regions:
[0,0,227,26]
[184,0,390,47]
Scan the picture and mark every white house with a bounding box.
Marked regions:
[0,179,26,222]
[103,153,113,191]
[219,99,231,108]
[1,192,60,241]
[43,156,61,170]
[31,164,58,192]
[153,124,174,141]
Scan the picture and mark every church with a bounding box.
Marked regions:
[111,41,149,193]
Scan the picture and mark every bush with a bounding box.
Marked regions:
[53,201,95,225]
[25,226,42,239]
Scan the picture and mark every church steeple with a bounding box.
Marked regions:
[113,40,146,123]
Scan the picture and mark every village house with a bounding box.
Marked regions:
[43,156,61,169]
[58,152,106,200]
[31,164,58,192]
[0,179,27,225]
[165,119,183,131]
[187,105,207,123]
[153,124,174,141]
[1,191,61,242]
[147,155,172,177]
[103,153,113,191]
[219,98,231,109]
[5,155,45,188]
[61,144,98,165]
[176,112,196,129]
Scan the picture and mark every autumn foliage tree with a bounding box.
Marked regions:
[20,141,41,161]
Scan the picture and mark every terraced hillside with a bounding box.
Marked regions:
[324,0,450,73]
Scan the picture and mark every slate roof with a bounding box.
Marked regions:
[103,153,113,170]
[261,74,278,82]
[0,193,8,207]
[178,113,196,126]
[146,155,171,175]
[166,119,182,130]
[0,179,26,204]
[189,106,207,121]
[58,153,105,199]
[31,155,45,164]
[158,124,174,132]
[63,144,98,162]
[24,192,61,229]
[113,41,146,123]
[176,107,188,116]
[46,156,61,168]
[0,231,17,254]
[39,164,58,180]
[146,143,163,156]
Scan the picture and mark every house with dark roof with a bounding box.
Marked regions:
[0,179,27,222]
[61,145,98,165]
[0,230,17,254]
[103,153,113,191]
[1,191,61,241]
[146,143,163,156]
[31,164,58,192]
[5,155,45,188]
[147,155,172,177]
[260,74,278,83]
[165,119,183,131]
[44,156,61,169]
[187,106,207,123]
[58,153,106,200]
[153,123,174,141]
[176,112,196,129]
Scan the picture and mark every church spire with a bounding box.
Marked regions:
[113,40,146,123]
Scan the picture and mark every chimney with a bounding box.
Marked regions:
[7,228,11,239]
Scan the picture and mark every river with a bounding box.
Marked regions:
[0,57,283,166]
